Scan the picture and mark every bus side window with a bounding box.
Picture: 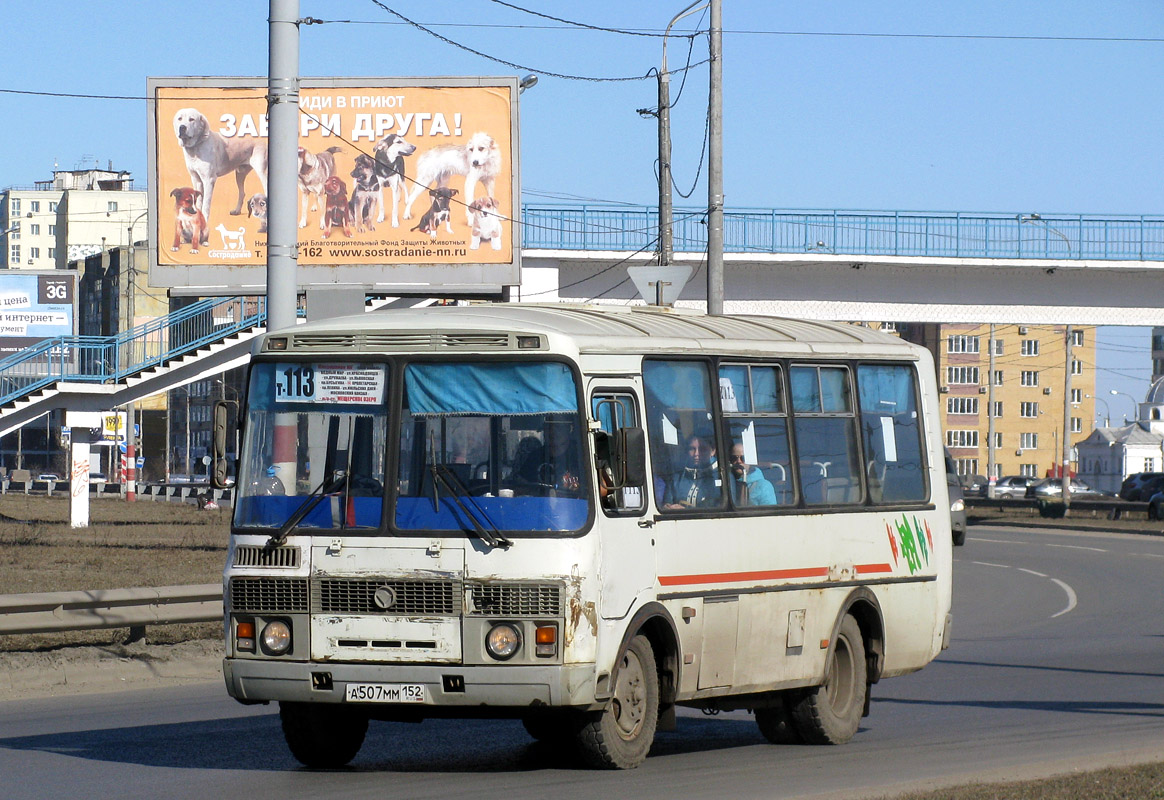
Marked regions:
[857,364,927,503]
[791,365,862,506]
[720,363,793,508]
[591,392,646,513]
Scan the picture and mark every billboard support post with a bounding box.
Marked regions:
[267,0,300,333]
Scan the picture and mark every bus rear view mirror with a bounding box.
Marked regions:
[211,400,236,490]
[618,427,647,487]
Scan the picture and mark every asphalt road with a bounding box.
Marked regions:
[2,524,1162,800]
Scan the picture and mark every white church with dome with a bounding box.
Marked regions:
[1075,377,1164,493]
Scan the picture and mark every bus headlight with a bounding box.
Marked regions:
[485,623,521,660]
[261,620,292,655]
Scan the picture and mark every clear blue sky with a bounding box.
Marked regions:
[1,1,1161,412]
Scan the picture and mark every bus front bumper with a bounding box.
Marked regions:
[224,658,599,710]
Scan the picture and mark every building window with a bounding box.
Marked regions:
[1072,329,1084,346]
[1020,370,1040,387]
[1071,417,1082,433]
[28,247,39,259]
[947,397,979,415]
[29,224,39,236]
[49,201,58,212]
[30,200,40,212]
[1146,458,1157,472]
[991,401,1003,418]
[8,223,17,240]
[956,458,979,475]
[993,432,1003,448]
[1019,432,1038,450]
[879,322,897,332]
[946,429,979,448]
[48,248,55,259]
[48,224,56,235]
[993,370,1003,386]
[1071,388,1082,404]
[1020,464,1039,477]
[9,199,19,214]
[991,339,1004,356]
[8,245,18,263]
[1021,339,1039,356]
[1071,360,1083,375]
[946,366,980,384]
[947,335,980,354]
[107,201,118,212]
[1020,401,1039,418]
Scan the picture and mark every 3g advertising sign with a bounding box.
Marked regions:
[0,273,76,355]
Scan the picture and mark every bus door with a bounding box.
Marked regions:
[589,383,653,620]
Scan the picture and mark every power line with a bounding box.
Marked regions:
[485,0,676,38]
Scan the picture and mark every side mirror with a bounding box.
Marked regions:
[617,427,647,487]
[211,400,236,490]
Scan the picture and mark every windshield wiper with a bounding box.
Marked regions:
[266,469,347,548]
[429,463,512,550]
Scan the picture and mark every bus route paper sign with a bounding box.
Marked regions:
[274,364,386,405]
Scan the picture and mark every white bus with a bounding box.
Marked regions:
[217,303,952,769]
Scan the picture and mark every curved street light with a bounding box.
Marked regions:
[1110,389,1138,425]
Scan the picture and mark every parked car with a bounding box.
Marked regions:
[1119,472,1164,501]
[1147,491,1164,520]
[1024,478,1109,499]
[961,473,988,497]
[37,473,60,482]
[991,475,1034,499]
[944,450,967,546]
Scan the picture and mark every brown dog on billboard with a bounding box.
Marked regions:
[170,187,208,252]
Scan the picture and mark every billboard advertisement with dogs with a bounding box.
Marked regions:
[147,77,520,293]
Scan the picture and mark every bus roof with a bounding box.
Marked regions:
[267,303,922,360]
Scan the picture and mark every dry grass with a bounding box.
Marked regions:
[0,494,228,652]
[885,762,1164,799]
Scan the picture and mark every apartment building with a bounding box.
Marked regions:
[1,165,147,270]
[897,323,1096,480]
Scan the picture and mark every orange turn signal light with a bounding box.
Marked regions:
[237,621,255,638]
[535,625,556,644]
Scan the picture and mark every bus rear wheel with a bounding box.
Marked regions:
[790,615,867,744]
[575,634,659,769]
[279,701,369,768]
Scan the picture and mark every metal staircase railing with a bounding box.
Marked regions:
[0,296,266,408]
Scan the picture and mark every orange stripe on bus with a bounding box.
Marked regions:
[856,563,894,574]
[658,567,829,586]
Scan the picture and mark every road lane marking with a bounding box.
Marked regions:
[1046,543,1107,553]
[967,560,1077,619]
[1050,578,1078,618]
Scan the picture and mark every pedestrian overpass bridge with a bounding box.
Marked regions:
[2,204,1162,436]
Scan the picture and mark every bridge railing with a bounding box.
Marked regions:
[520,204,1164,261]
[0,296,266,408]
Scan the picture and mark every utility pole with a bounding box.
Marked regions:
[267,0,300,333]
[706,0,724,315]
[126,228,137,501]
[1061,325,1074,509]
[657,51,673,269]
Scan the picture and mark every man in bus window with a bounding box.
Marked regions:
[663,433,719,509]
[542,420,582,494]
[728,442,778,506]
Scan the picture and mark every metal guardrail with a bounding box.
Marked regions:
[0,296,266,408]
[965,496,1151,519]
[520,204,1164,261]
[0,584,222,635]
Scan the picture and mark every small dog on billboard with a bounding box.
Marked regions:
[247,193,268,233]
[468,196,503,250]
[411,187,458,238]
[322,176,353,239]
[170,187,208,252]
[403,132,500,225]
[298,145,343,229]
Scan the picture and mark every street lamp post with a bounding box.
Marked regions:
[1110,389,1138,426]
[1093,396,1111,427]
[125,210,148,501]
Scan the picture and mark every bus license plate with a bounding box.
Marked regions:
[344,683,427,703]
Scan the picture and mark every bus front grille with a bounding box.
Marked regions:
[233,545,301,568]
[291,331,513,352]
[467,583,563,616]
[312,579,461,615]
[230,577,309,613]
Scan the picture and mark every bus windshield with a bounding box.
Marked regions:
[234,362,389,529]
[395,361,590,534]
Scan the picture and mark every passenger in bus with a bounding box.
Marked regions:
[663,433,720,509]
[542,421,582,494]
[512,436,545,484]
[728,442,778,506]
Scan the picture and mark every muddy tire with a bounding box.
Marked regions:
[575,634,659,769]
[790,615,867,744]
[280,701,368,768]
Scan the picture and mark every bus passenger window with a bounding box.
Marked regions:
[720,363,792,508]
[857,364,927,503]
[643,360,725,512]
[791,365,861,506]
[591,393,646,513]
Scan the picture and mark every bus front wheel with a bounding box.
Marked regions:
[575,634,659,769]
[279,701,369,768]
[790,615,867,744]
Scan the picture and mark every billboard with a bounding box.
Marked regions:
[147,77,520,294]
[0,273,75,355]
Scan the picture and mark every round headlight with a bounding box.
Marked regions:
[485,623,522,660]
[261,620,292,655]
[951,498,965,512]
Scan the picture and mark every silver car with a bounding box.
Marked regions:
[991,475,1033,499]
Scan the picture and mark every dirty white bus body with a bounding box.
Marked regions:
[219,303,953,769]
